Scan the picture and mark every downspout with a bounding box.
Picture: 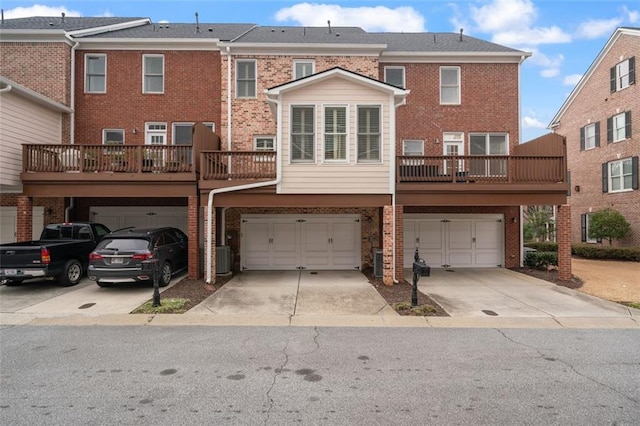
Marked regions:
[226,46,232,170]
[64,35,79,224]
[205,96,283,283]
[517,54,526,268]
[391,95,406,284]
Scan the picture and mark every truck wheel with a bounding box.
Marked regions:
[159,262,172,287]
[4,280,24,287]
[58,259,82,287]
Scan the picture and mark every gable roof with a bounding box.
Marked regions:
[266,66,408,97]
[549,27,640,129]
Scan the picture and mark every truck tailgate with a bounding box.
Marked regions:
[0,246,44,269]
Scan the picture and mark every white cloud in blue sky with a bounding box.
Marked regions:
[274,3,425,32]
[3,4,81,18]
[563,74,583,86]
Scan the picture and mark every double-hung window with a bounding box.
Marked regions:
[402,140,424,166]
[85,54,106,93]
[603,157,638,193]
[440,66,460,105]
[357,106,381,162]
[580,122,600,150]
[324,106,347,161]
[294,60,314,80]
[581,213,599,243]
[254,136,276,162]
[103,129,124,145]
[607,112,631,143]
[291,106,315,162]
[610,57,635,92]
[236,60,256,98]
[384,66,405,88]
[143,55,164,93]
[469,133,508,176]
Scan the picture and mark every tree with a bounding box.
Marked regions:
[523,206,554,242]
[588,208,631,246]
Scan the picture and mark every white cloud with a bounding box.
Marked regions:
[522,116,546,129]
[274,3,425,32]
[563,74,583,86]
[3,4,82,19]
[493,26,571,46]
[575,18,622,39]
[623,5,640,23]
[541,68,559,78]
[471,0,537,33]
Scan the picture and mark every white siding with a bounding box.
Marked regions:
[280,78,392,194]
[0,91,63,189]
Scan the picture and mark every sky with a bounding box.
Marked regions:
[2,0,639,142]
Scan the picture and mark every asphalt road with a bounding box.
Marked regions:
[1,325,638,425]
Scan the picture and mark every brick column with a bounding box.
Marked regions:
[187,196,199,279]
[395,205,404,283]
[557,204,572,280]
[16,196,33,242]
[382,205,403,285]
[204,205,217,284]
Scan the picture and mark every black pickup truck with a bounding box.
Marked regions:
[0,222,111,287]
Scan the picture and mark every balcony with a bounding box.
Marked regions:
[21,144,197,197]
[199,150,277,190]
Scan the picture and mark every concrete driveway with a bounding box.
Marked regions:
[407,268,637,319]
[189,270,392,316]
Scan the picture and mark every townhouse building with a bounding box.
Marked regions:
[0,15,571,284]
[550,27,639,246]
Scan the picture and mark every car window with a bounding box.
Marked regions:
[171,229,187,242]
[162,231,178,245]
[76,226,91,239]
[99,238,149,251]
[94,224,111,238]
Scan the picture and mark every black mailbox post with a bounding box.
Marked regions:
[142,256,161,307]
[412,248,430,307]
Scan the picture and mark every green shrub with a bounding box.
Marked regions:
[571,244,640,261]
[524,242,558,252]
[524,251,558,270]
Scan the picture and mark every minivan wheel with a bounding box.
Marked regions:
[159,262,171,287]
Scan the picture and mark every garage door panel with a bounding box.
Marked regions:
[91,207,188,234]
[419,221,444,249]
[449,221,473,249]
[0,207,44,244]
[475,221,500,250]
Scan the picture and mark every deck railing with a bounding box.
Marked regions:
[200,151,277,180]
[23,144,193,173]
[397,155,566,184]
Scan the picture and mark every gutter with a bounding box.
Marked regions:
[0,84,11,94]
[205,96,283,283]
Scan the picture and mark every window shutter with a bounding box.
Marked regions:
[629,56,635,86]
[567,170,571,196]
[594,122,600,147]
[625,111,632,138]
[602,163,608,193]
[610,66,617,92]
[581,214,587,242]
[606,116,613,143]
[579,126,585,151]
[632,156,639,190]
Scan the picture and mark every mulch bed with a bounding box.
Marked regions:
[152,267,577,316]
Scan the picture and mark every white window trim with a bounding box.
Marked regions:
[440,66,461,105]
[102,129,124,145]
[384,66,405,88]
[608,158,633,193]
[468,133,510,155]
[290,104,316,164]
[253,135,276,162]
[293,59,315,80]
[142,54,164,94]
[615,59,630,91]
[584,123,597,150]
[322,104,349,163]
[145,122,168,145]
[85,53,106,94]
[356,104,383,164]
[612,113,626,142]
[236,59,257,99]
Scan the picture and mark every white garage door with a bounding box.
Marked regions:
[404,214,503,268]
[89,206,188,234]
[0,206,45,244]
[241,214,361,270]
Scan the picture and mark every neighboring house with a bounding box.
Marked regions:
[0,16,571,283]
[550,27,639,246]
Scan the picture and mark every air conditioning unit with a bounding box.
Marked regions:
[216,246,231,275]
[373,249,383,278]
